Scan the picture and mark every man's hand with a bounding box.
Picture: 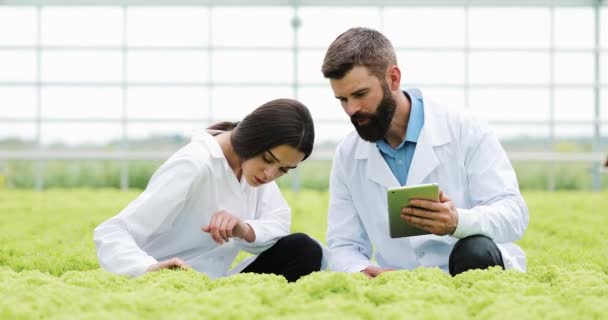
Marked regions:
[146,257,189,273]
[202,210,255,244]
[400,190,459,235]
[361,266,396,279]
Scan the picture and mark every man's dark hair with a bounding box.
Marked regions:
[322,27,397,80]
[208,99,315,160]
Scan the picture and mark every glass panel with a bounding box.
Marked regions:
[397,51,464,85]
[419,88,465,112]
[602,8,608,48]
[127,51,208,83]
[555,125,593,139]
[298,7,381,47]
[314,122,354,145]
[0,87,36,118]
[298,50,327,84]
[469,52,549,84]
[41,123,121,146]
[602,89,608,121]
[601,54,607,85]
[555,53,594,85]
[41,7,122,46]
[212,50,292,83]
[0,7,36,46]
[0,50,36,82]
[212,7,293,47]
[554,8,594,49]
[41,87,122,119]
[127,122,201,142]
[128,7,208,46]
[0,123,36,142]
[554,89,594,122]
[469,88,550,122]
[384,7,465,48]
[127,87,209,119]
[491,123,549,141]
[298,87,347,121]
[469,8,550,48]
[211,86,292,120]
[42,51,121,82]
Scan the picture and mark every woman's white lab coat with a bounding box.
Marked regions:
[327,89,529,273]
[94,131,291,278]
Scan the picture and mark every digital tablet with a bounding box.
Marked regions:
[387,183,440,238]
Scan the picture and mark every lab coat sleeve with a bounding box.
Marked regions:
[452,121,529,243]
[94,157,205,277]
[236,181,291,255]
[326,148,373,273]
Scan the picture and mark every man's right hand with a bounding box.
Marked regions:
[146,257,190,273]
[361,266,396,279]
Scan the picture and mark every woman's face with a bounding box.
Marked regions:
[241,145,305,187]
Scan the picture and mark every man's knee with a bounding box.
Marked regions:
[449,235,504,276]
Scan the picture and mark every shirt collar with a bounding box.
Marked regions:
[376,92,424,154]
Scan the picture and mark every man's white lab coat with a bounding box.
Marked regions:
[327,89,529,274]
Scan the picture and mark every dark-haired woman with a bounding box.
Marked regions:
[94,99,323,282]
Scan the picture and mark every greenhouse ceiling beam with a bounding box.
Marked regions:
[0,0,604,7]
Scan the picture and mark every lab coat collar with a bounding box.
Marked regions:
[353,88,452,188]
[192,130,225,159]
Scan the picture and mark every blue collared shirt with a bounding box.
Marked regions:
[376,92,424,186]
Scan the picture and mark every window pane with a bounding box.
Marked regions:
[398,51,464,85]
[469,89,550,121]
[127,122,201,141]
[491,124,549,140]
[41,123,121,146]
[298,88,346,121]
[42,7,122,46]
[128,87,209,119]
[601,54,607,85]
[42,51,121,82]
[554,8,594,48]
[128,51,208,83]
[212,50,291,83]
[602,8,608,48]
[314,122,354,145]
[419,88,465,111]
[298,7,381,47]
[298,50,326,84]
[128,7,208,46]
[602,89,608,121]
[211,86,292,120]
[0,7,36,46]
[554,89,594,122]
[384,7,464,48]
[0,87,36,118]
[469,52,549,84]
[555,53,594,85]
[0,123,36,142]
[41,87,122,119]
[212,7,293,47]
[0,50,36,82]
[555,125,593,139]
[470,8,549,48]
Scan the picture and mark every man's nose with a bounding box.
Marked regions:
[345,100,362,117]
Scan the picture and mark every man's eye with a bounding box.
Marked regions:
[280,168,289,174]
[263,156,272,164]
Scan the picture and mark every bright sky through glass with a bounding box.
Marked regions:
[0,5,607,146]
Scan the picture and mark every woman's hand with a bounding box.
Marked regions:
[202,210,255,244]
[146,257,190,273]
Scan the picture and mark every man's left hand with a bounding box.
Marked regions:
[400,190,458,235]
